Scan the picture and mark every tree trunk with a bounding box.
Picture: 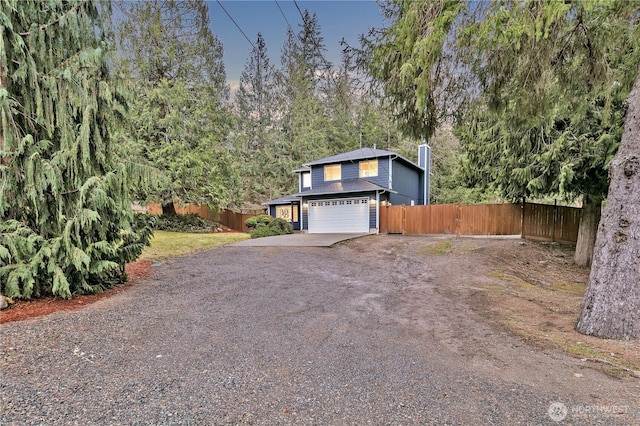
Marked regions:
[574,194,603,267]
[162,202,176,216]
[576,64,640,339]
[1,64,6,160]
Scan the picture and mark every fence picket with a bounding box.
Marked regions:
[380,202,580,243]
[144,203,260,232]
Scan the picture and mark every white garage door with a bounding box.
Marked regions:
[308,198,370,233]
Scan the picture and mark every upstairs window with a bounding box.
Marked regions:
[324,164,341,181]
[302,172,311,188]
[359,159,378,177]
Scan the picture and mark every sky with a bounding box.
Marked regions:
[208,0,386,88]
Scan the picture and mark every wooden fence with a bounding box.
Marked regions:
[380,202,581,243]
[146,203,262,232]
[522,202,581,244]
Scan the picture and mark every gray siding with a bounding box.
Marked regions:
[390,161,423,205]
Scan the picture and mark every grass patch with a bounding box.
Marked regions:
[485,283,507,296]
[140,231,250,260]
[550,281,587,293]
[419,240,453,255]
[490,270,536,289]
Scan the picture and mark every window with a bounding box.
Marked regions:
[324,164,341,181]
[275,205,298,222]
[302,172,311,188]
[359,159,378,177]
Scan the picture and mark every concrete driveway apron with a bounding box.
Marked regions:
[231,233,370,247]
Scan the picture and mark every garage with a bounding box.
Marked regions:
[308,197,370,233]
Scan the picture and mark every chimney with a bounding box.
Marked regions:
[418,144,431,205]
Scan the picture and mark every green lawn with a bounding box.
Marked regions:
[139,231,250,260]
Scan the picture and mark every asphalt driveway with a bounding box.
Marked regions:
[1,236,638,425]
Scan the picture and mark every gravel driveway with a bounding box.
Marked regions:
[1,235,638,425]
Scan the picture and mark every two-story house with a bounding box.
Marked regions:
[263,145,431,233]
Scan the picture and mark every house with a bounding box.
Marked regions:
[263,145,431,233]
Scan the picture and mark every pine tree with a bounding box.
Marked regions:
[0,0,152,299]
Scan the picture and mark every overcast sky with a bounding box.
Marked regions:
[209,0,386,88]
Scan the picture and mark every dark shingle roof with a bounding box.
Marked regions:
[303,147,422,171]
[303,148,395,166]
[292,167,311,173]
[261,194,301,206]
[294,179,395,197]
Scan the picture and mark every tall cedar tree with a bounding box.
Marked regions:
[576,64,640,339]
[0,0,153,299]
[115,0,237,215]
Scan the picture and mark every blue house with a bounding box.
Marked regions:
[263,145,431,233]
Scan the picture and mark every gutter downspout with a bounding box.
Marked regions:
[375,190,381,234]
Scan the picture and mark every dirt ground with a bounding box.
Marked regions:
[407,236,640,378]
[1,235,639,424]
[2,237,638,375]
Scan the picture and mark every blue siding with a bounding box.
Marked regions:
[361,157,391,187]
[311,157,391,187]
[269,204,301,230]
[311,165,324,187]
[300,191,377,230]
[391,161,423,205]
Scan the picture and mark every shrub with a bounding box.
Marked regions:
[245,215,272,229]
[249,217,294,239]
[268,218,294,235]
[153,213,216,233]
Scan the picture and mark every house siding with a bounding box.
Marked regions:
[390,161,423,205]
[310,158,391,187]
[268,204,301,231]
[300,191,377,230]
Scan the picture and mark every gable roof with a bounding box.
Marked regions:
[303,148,394,166]
[303,147,422,171]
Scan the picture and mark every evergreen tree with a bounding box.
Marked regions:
[576,63,640,339]
[358,0,466,141]
[276,19,332,166]
[457,0,639,266]
[233,33,283,202]
[0,0,152,299]
[360,0,638,266]
[115,0,237,214]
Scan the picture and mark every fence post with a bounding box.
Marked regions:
[521,197,526,239]
[552,199,558,242]
[456,201,461,237]
[402,205,406,235]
